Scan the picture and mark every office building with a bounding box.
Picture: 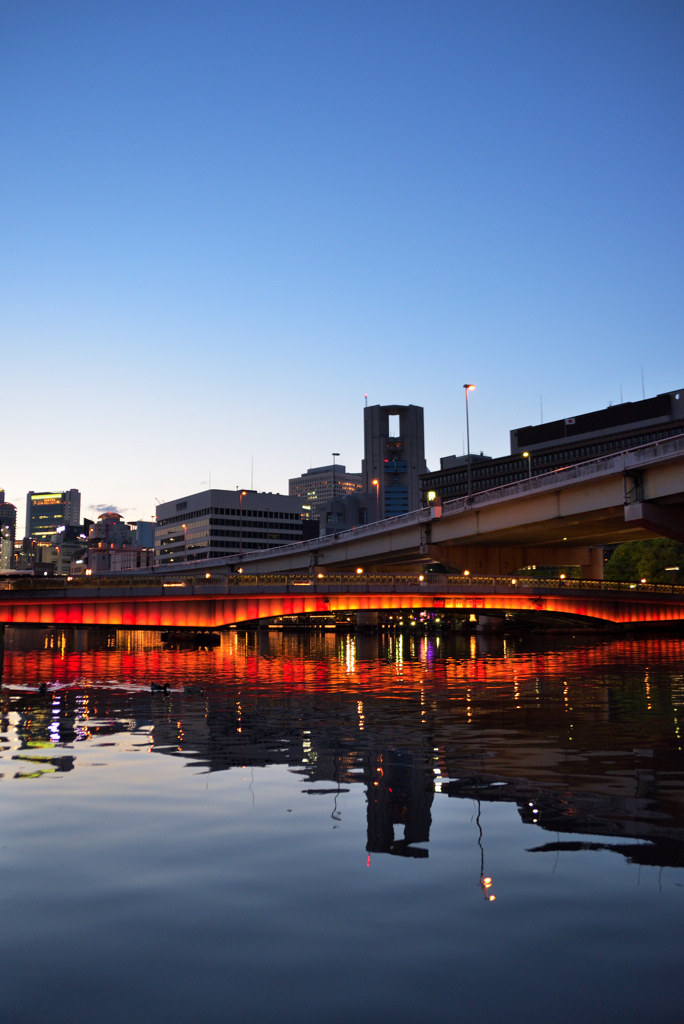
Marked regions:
[25,489,81,539]
[88,512,134,547]
[72,513,155,575]
[362,404,427,518]
[289,465,363,517]
[38,525,88,576]
[317,493,380,538]
[0,491,17,569]
[0,525,13,571]
[128,521,155,548]
[110,548,155,572]
[420,389,684,504]
[155,489,309,565]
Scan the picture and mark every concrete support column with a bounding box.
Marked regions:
[580,547,604,581]
[356,610,379,630]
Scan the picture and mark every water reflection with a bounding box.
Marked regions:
[3,626,684,867]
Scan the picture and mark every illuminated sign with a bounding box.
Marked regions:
[30,494,63,506]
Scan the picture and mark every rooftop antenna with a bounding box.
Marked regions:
[540,395,543,424]
[364,393,368,408]
[641,367,646,400]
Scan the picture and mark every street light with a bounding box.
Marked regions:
[522,451,532,480]
[239,490,248,555]
[463,384,475,498]
[372,479,379,521]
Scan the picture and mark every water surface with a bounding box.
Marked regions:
[1,626,683,1023]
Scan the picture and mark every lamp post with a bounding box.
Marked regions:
[463,384,475,498]
[239,489,247,555]
[332,453,340,500]
[372,479,379,521]
[522,451,532,480]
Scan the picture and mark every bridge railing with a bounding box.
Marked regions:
[1,573,684,596]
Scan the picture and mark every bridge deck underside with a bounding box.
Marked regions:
[1,589,683,626]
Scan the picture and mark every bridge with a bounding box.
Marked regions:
[1,573,684,627]
[156,434,684,578]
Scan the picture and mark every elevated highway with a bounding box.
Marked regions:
[161,434,684,577]
[1,573,684,627]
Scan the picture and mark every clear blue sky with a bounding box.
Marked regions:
[1,1,682,529]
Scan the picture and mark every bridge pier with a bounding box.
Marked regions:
[580,547,604,581]
[476,614,505,633]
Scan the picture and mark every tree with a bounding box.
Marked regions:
[604,539,684,584]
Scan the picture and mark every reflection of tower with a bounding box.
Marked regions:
[362,405,427,518]
[366,749,434,858]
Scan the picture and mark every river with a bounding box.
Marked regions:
[1,625,682,1023]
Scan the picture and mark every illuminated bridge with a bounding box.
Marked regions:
[1,573,684,628]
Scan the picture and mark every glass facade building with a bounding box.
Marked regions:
[25,490,81,540]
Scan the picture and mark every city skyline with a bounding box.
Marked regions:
[5,381,684,539]
[1,2,683,530]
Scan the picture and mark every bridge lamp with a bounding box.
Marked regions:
[559,573,566,580]
[356,567,364,575]
[511,578,517,585]
[206,573,211,578]
[463,569,470,576]
[317,572,325,578]
[419,574,424,581]
[641,578,647,583]
[522,452,532,480]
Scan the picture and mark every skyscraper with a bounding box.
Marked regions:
[25,490,81,539]
[362,405,427,518]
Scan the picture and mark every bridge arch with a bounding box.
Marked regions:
[1,578,684,628]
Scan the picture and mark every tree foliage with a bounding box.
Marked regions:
[604,539,684,584]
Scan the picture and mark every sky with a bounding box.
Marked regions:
[1,0,683,531]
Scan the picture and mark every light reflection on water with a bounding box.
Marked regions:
[1,626,684,1023]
